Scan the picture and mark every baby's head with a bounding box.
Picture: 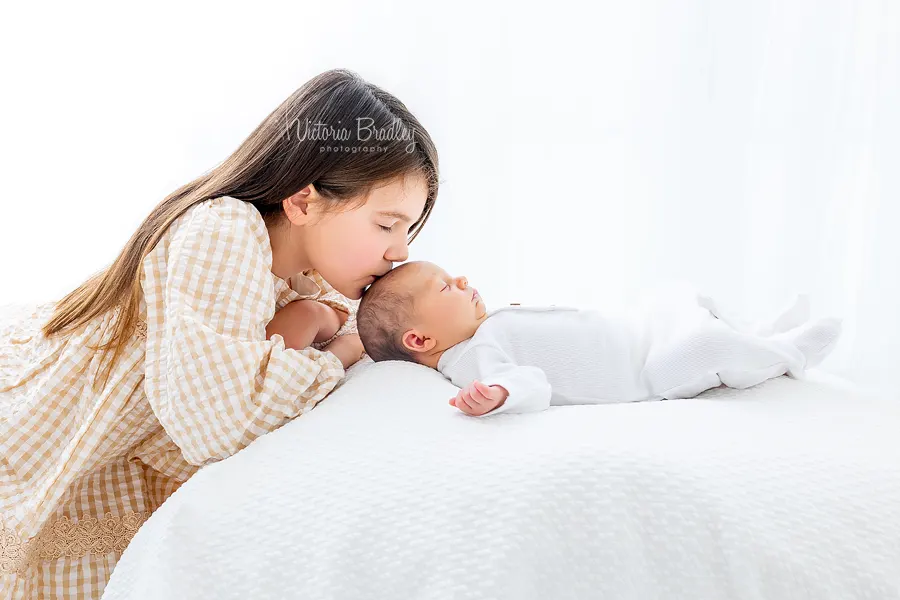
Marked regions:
[357,261,488,365]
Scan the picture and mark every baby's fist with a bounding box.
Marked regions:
[449,381,508,416]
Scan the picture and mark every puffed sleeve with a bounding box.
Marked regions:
[442,343,552,416]
[142,198,345,467]
[303,270,356,316]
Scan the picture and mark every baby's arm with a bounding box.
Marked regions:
[443,343,552,417]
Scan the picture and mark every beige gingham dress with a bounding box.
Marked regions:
[0,196,358,599]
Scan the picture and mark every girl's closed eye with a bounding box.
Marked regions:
[378,224,393,232]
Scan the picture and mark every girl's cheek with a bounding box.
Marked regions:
[332,218,385,273]
[333,223,369,260]
[342,238,380,277]
[358,233,386,262]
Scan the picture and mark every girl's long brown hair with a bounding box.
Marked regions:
[42,68,439,393]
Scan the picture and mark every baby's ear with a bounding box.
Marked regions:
[401,329,435,353]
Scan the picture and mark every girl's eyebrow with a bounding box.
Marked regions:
[376,210,414,223]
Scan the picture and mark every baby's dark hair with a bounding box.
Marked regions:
[357,263,421,363]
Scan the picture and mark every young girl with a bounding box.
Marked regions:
[0,69,438,599]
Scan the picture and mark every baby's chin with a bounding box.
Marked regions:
[475,301,489,321]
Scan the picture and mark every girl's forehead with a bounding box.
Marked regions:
[367,175,427,209]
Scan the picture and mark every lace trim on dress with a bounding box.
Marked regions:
[0,511,152,574]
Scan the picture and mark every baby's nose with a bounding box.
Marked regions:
[456,276,468,289]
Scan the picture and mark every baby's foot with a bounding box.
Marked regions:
[773,317,843,369]
[698,293,812,337]
[696,294,754,333]
[758,293,811,337]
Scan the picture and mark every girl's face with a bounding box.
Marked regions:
[302,175,429,300]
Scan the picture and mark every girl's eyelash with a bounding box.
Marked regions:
[378,224,393,232]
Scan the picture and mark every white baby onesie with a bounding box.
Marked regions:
[436,294,840,417]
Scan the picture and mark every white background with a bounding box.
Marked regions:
[1,0,897,386]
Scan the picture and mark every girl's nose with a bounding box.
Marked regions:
[456,276,468,290]
[385,239,410,263]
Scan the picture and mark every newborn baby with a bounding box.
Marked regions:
[356,261,843,417]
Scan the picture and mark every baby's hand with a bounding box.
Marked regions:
[449,381,508,416]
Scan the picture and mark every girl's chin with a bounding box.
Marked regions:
[328,280,363,300]
[356,276,379,298]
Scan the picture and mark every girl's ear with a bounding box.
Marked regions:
[283,184,320,225]
[401,329,436,354]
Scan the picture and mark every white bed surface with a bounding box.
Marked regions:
[100,359,900,600]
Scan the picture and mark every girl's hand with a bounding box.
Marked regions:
[319,304,349,341]
[449,381,508,416]
[266,300,348,350]
[323,333,366,370]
